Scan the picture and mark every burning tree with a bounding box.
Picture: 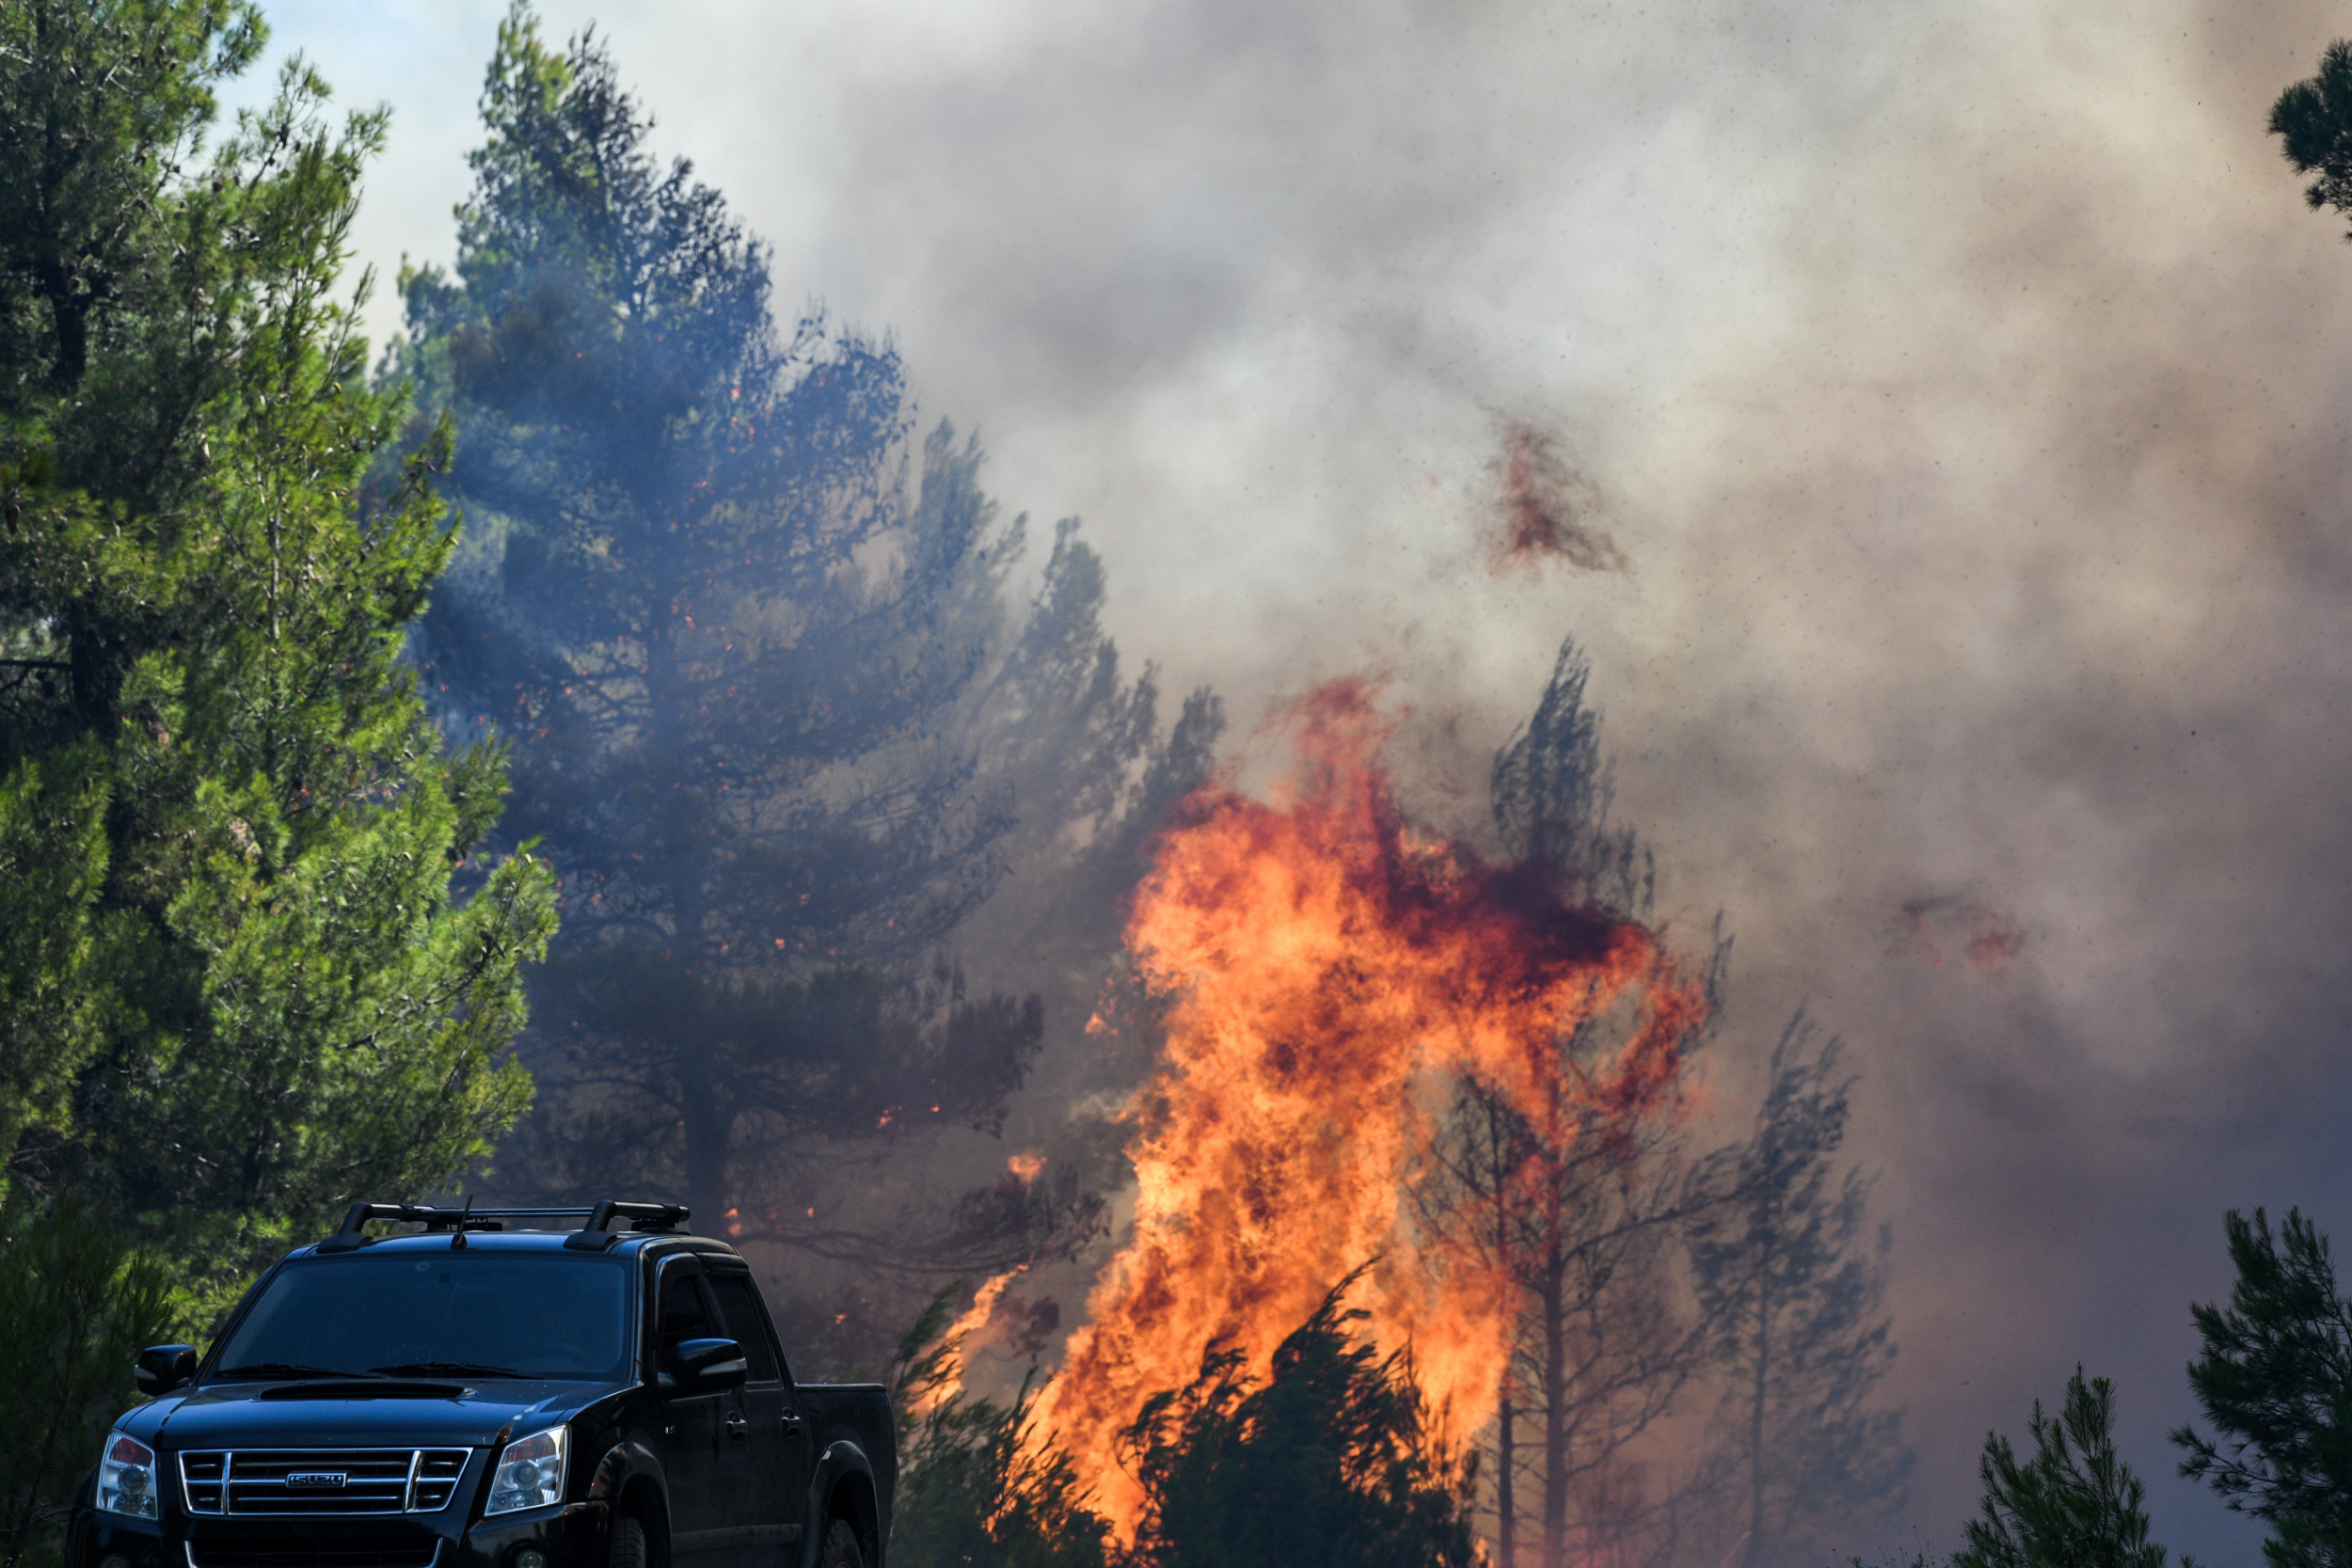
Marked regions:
[887,1282,1113,1568]
[885,1270,1483,1568]
[1118,1277,1484,1568]
[1023,677,1712,1544]
[1422,642,1729,1568]
[1428,1046,1714,1568]
[880,648,1907,1565]
[1444,647,1907,1568]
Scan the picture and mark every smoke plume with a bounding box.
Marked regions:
[241,0,2352,1556]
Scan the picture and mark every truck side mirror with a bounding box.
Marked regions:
[659,1338,747,1398]
[135,1345,198,1397]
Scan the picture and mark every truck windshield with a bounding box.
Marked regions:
[213,1253,632,1382]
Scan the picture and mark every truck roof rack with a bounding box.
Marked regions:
[564,1200,692,1252]
[314,1200,691,1254]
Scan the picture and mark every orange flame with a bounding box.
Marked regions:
[1030,682,1708,1538]
[910,1264,1028,1420]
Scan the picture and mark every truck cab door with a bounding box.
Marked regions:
[706,1265,814,1560]
[653,1257,746,1559]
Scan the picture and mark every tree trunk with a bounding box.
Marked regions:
[679,1060,733,1240]
[1742,1266,1772,1568]
[1493,1096,1520,1568]
[646,581,733,1235]
[1541,1243,1567,1568]
[1498,1384,1518,1568]
[671,863,730,1233]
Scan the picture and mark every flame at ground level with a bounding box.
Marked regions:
[1027,682,1709,1540]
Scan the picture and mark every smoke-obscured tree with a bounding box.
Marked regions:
[2173,1207,2352,1568]
[1118,1279,1483,1568]
[1438,1074,1708,1568]
[0,0,553,1308]
[945,517,1226,1097]
[1954,1368,2185,1568]
[1687,1013,1908,1568]
[1489,641,1653,924]
[389,6,1193,1277]
[1421,641,1724,1568]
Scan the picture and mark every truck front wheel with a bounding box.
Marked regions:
[610,1513,650,1568]
[816,1517,864,1568]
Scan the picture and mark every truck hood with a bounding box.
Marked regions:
[129,1381,615,1449]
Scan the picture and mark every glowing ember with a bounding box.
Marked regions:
[1888,893,2026,977]
[1026,681,1708,1537]
[1493,420,1627,574]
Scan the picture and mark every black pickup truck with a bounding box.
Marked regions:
[71,1201,895,1568]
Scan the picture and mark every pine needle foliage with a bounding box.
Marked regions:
[388,6,1042,1233]
[1954,1368,2187,1568]
[2174,1208,2352,1568]
[387,5,1195,1279]
[0,0,555,1313]
[2271,40,2352,238]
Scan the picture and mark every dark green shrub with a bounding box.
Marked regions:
[0,1196,172,1568]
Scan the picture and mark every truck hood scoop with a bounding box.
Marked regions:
[256,1380,469,1400]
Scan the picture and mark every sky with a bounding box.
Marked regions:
[230,0,2352,1556]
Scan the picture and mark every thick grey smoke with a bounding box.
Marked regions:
[247,0,2352,1554]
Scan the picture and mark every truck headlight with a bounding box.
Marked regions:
[485,1427,566,1516]
[97,1432,158,1519]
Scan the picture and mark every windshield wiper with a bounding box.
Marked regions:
[215,1363,375,1381]
[370,1361,525,1378]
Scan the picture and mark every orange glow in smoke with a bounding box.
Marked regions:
[1025,682,1708,1538]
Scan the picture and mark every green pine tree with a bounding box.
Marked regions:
[2174,1208,2352,1568]
[1956,1369,2186,1568]
[2271,40,2352,238]
[0,0,555,1314]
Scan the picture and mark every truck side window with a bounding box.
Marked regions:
[706,1273,782,1384]
[657,1267,715,1355]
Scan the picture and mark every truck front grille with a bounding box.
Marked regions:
[177,1449,471,1515]
[183,1534,442,1568]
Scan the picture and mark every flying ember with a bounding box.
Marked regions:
[1027,680,1710,1538]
